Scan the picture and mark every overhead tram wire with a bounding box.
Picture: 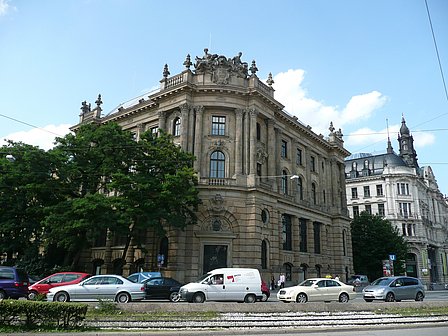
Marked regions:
[425,0,448,103]
[0,113,64,138]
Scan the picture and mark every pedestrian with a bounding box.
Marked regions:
[279,273,285,289]
[270,275,276,290]
[334,275,340,281]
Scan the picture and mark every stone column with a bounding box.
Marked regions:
[188,105,195,153]
[158,111,166,132]
[180,103,190,151]
[267,119,276,186]
[244,109,250,175]
[249,108,258,176]
[274,127,282,191]
[235,108,244,176]
[193,106,204,174]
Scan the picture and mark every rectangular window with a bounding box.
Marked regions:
[211,116,226,135]
[310,156,316,172]
[281,140,288,158]
[402,223,407,236]
[299,218,307,252]
[407,224,413,236]
[351,187,358,199]
[313,223,321,254]
[397,182,410,195]
[150,126,159,137]
[376,184,383,196]
[365,204,372,215]
[353,206,359,218]
[282,214,292,251]
[296,148,303,165]
[378,203,385,217]
[363,186,370,198]
[399,202,412,218]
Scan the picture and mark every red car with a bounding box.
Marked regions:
[28,272,91,300]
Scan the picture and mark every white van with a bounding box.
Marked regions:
[179,268,262,303]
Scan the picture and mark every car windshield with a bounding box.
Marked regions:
[371,277,393,286]
[298,279,318,287]
[195,273,211,283]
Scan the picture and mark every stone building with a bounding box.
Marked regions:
[73,49,353,284]
[344,117,448,286]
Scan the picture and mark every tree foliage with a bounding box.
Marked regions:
[0,141,60,264]
[0,123,200,271]
[351,212,408,281]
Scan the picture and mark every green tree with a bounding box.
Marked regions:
[109,130,200,261]
[0,141,60,264]
[351,212,408,281]
[43,123,139,268]
[44,124,200,270]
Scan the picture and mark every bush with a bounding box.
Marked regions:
[0,299,88,329]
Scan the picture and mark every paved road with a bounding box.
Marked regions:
[266,289,448,302]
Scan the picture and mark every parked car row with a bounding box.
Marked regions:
[0,266,426,304]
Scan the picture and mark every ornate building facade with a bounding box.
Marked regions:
[345,117,448,286]
[73,49,353,284]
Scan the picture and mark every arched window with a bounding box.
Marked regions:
[210,151,225,178]
[281,170,288,195]
[261,240,268,269]
[173,117,181,136]
[297,177,303,200]
[283,263,292,281]
[311,182,317,204]
[282,214,292,251]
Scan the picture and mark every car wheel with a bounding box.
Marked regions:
[28,291,38,300]
[244,294,256,303]
[261,292,270,302]
[415,291,424,301]
[296,293,308,303]
[116,292,131,303]
[339,293,349,303]
[54,291,69,302]
[385,292,395,302]
[169,291,180,302]
[364,299,373,302]
[0,290,7,300]
[192,292,205,303]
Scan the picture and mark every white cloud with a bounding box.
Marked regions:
[0,124,72,150]
[340,91,387,125]
[272,69,387,135]
[0,0,14,16]
[344,124,435,152]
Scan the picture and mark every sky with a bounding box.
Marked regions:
[1,0,447,193]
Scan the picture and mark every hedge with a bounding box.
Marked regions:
[0,299,88,329]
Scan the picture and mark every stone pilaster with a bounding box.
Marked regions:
[235,108,244,175]
[193,106,204,174]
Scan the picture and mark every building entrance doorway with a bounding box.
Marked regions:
[203,245,227,273]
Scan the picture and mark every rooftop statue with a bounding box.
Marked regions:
[194,49,249,84]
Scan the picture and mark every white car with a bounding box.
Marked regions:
[47,275,145,303]
[277,278,355,303]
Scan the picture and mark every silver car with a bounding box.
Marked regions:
[362,276,425,302]
[47,275,145,303]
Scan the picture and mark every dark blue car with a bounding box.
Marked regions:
[0,266,29,299]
